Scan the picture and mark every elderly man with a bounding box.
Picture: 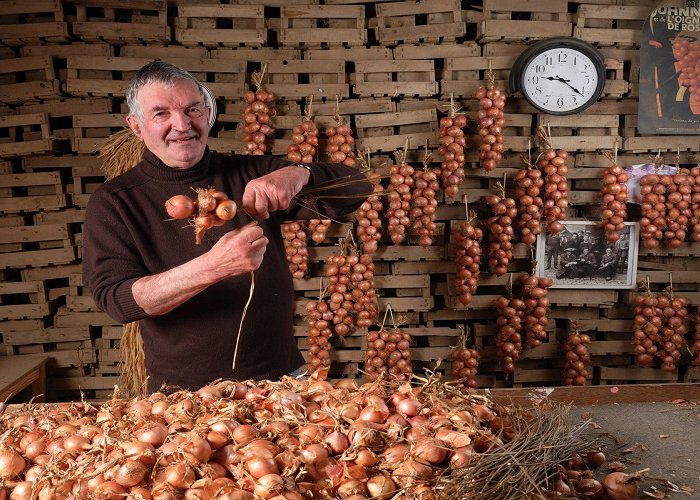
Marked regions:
[82,61,371,392]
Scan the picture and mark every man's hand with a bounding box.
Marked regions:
[205,222,269,279]
[242,166,311,219]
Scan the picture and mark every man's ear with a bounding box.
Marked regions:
[126,115,143,141]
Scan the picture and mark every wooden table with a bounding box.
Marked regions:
[0,355,49,403]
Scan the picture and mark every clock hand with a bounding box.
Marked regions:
[546,75,584,96]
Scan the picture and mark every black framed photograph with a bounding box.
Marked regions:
[535,221,640,289]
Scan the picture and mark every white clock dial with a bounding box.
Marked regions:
[522,47,600,113]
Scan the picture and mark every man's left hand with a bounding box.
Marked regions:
[242,166,311,219]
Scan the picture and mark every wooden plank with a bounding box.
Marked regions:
[49,375,120,391]
[3,327,92,346]
[0,355,48,403]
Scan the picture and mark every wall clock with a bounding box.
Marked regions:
[509,37,606,115]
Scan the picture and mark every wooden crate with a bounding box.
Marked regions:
[477,0,571,42]
[353,60,438,98]
[622,131,700,153]
[441,54,514,98]
[265,60,348,100]
[0,0,69,47]
[19,98,113,144]
[0,281,55,321]
[374,0,465,46]
[0,170,68,214]
[71,113,126,155]
[175,4,265,48]
[536,114,621,152]
[72,0,170,44]
[354,108,439,153]
[0,114,66,158]
[278,4,366,48]
[0,56,62,104]
[573,4,649,47]
[210,47,301,63]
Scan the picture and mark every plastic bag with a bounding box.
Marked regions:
[625,163,678,203]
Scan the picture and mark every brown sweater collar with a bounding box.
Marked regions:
[140,147,213,183]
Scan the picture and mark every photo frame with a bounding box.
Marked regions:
[535,221,639,289]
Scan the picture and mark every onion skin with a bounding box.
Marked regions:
[602,472,638,500]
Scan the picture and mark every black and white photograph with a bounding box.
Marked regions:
[536,221,639,289]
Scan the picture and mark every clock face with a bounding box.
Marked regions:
[521,47,601,114]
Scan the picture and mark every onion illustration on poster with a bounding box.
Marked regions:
[638,0,700,134]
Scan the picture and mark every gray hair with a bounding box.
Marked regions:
[126,61,209,122]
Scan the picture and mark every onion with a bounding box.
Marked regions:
[164,195,196,220]
[0,450,25,479]
[365,475,396,499]
[601,472,639,500]
[253,473,284,499]
[112,459,147,487]
[164,463,195,489]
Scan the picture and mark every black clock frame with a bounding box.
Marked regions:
[509,37,606,116]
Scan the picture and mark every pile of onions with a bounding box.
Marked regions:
[454,220,483,307]
[242,88,275,155]
[165,188,237,245]
[308,218,331,244]
[326,252,356,337]
[539,148,569,234]
[305,298,333,373]
[485,188,516,277]
[450,345,480,388]
[520,274,552,348]
[324,121,357,168]
[476,85,506,171]
[691,165,700,242]
[365,328,413,381]
[692,306,700,367]
[514,165,544,247]
[282,221,308,279]
[356,171,383,254]
[410,167,439,247]
[655,289,688,372]
[287,117,318,164]
[599,159,628,243]
[437,107,467,198]
[633,289,660,367]
[386,160,414,244]
[562,322,592,386]
[495,295,525,375]
[639,173,666,249]
[350,253,378,329]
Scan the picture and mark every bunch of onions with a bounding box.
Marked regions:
[282,221,308,279]
[305,298,333,373]
[495,295,525,375]
[562,321,591,386]
[350,253,379,329]
[165,188,237,245]
[324,120,357,168]
[655,288,688,372]
[520,274,552,348]
[639,173,666,249]
[450,340,480,388]
[453,218,483,307]
[308,219,331,244]
[410,166,439,247]
[514,164,544,247]
[356,171,383,254]
[691,165,700,242]
[633,287,660,367]
[539,147,569,234]
[599,158,629,243]
[242,86,275,155]
[476,84,506,171]
[326,252,356,337]
[386,160,414,245]
[287,114,318,165]
[365,328,413,381]
[663,173,693,248]
[692,306,700,367]
[485,185,516,277]
[437,100,467,198]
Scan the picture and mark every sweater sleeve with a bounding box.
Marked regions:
[82,187,149,324]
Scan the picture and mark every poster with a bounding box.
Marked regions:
[638,1,700,134]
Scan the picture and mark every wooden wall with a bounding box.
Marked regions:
[0,0,698,401]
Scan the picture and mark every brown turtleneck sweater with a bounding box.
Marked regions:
[83,148,370,392]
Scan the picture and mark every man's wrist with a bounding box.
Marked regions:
[289,163,312,184]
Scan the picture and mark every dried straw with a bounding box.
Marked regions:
[99,127,148,398]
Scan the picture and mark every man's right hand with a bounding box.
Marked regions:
[206,222,269,279]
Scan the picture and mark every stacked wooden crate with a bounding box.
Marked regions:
[0,0,698,400]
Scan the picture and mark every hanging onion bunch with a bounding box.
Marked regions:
[164,187,237,245]
[691,164,700,242]
[355,168,384,254]
[655,281,689,372]
[639,172,666,249]
[282,221,308,279]
[663,172,692,248]
[324,102,357,168]
[692,306,700,367]
[325,250,356,338]
[476,75,506,171]
[485,180,516,277]
[514,155,544,247]
[351,253,379,329]
[308,219,331,244]
[520,273,552,348]
[599,152,628,243]
[562,321,591,386]
[454,209,483,307]
[287,98,319,165]
[537,130,569,234]
[450,326,480,388]
[365,322,413,382]
[495,286,525,375]
[242,66,275,156]
[632,282,660,367]
[410,151,440,247]
[438,96,468,198]
[305,297,333,374]
[386,149,415,245]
